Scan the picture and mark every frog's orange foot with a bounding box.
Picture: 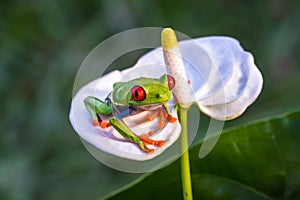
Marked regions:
[146,148,155,154]
[167,114,177,123]
[100,121,111,128]
[140,136,165,147]
[92,119,111,128]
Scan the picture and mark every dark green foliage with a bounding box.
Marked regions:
[1,0,300,199]
[107,111,300,200]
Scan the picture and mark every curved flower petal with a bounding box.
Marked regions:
[194,37,250,105]
[198,53,263,120]
[69,70,181,161]
[180,37,234,100]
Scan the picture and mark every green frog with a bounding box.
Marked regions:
[84,74,177,153]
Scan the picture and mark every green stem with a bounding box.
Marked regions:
[178,105,193,200]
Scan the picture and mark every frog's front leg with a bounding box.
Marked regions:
[109,117,164,153]
[84,96,112,128]
[163,103,177,122]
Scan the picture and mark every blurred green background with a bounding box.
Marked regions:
[1,0,300,199]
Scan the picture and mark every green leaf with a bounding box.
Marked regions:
[105,111,300,200]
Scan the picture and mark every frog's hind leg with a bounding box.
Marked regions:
[109,117,165,153]
[84,96,112,128]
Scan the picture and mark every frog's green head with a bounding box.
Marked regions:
[112,74,175,106]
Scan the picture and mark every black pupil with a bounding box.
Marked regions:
[134,90,139,99]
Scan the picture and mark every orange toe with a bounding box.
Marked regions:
[92,119,99,126]
[168,115,177,123]
[154,140,164,147]
[147,148,155,154]
[100,121,110,128]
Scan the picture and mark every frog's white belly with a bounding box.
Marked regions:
[134,103,163,111]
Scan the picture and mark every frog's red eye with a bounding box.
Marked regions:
[131,85,146,101]
[167,75,175,90]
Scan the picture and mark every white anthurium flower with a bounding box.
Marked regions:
[69,35,263,161]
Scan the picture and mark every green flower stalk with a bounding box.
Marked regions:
[161,28,193,200]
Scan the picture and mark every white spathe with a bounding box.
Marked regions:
[69,36,263,160]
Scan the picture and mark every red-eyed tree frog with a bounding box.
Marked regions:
[84,74,177,153]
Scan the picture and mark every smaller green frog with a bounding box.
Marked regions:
[84,74,177,153]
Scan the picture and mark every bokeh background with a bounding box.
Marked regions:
[1,0,300,199]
